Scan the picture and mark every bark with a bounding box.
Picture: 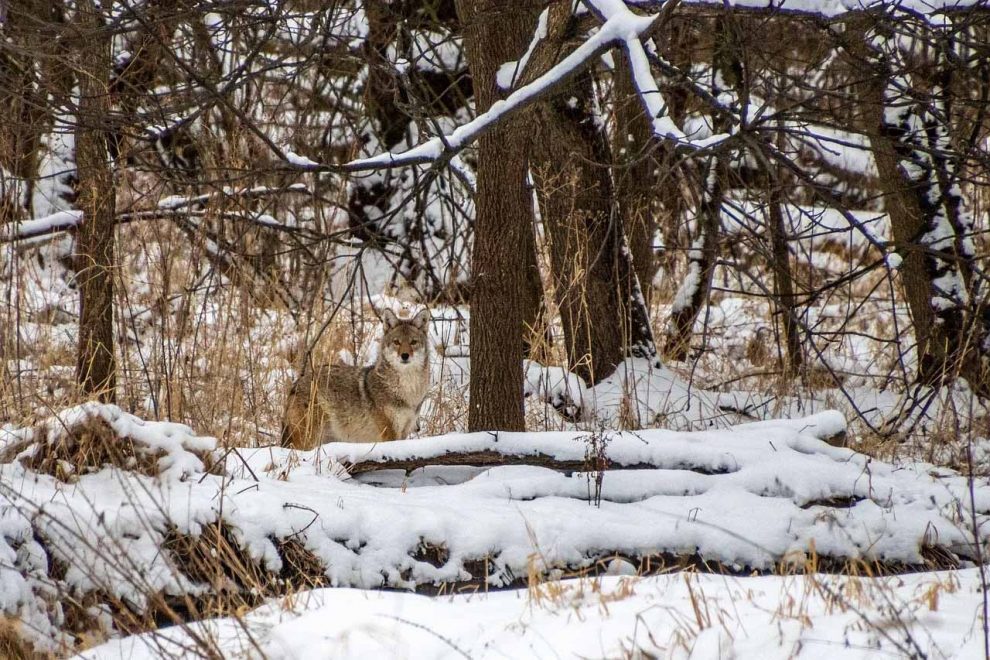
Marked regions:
[456,0,543,431]
[335,423,848,475]
[767,187,803,376]
[663,156,723,360]
[73,0,116,402]
[612,50,660,307]
[847,18,989,394]
[651,19,693,283]
[531,69,658,384]
[662,17,739,361]
[343,450,724,476]
[0,0,65,208]
[528,4,657,385]
[761,99,804,375]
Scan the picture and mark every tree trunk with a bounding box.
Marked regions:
[651,19,693,288]
[456,0,543,431]
[527,4,657,385]
[663,17,740,361]
[767,187,803,376]
[531,68,659,385]
[850,18,989,394]
[612,50,660,308]
[663,155,723,361]
[74,0,116,402]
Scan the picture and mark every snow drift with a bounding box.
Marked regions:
[0,403,987,653]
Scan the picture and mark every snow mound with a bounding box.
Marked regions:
[1,405,987,653]
[0,402,217,481]
[525,358,759,430]
[81,569,987,660]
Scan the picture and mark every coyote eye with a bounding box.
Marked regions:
[410,340,418,346]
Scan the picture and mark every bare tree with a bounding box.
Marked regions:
[456,0,543,431]
[73,0,116,401]
[841,12,989,395]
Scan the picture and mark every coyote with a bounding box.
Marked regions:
[281,309,431,449]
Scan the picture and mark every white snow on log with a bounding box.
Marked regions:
[3,404,988,651]
[323,411,847,471]
[1,402,216,481]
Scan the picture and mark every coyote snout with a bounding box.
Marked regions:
[281,308,431,449]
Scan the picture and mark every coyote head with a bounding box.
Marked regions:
[381,308,430,367]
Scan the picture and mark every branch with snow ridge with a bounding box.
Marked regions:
[286,0,705,175]
[286,0,982,176]
[1,184,316,243]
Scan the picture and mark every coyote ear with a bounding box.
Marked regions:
[412,308,430,330]
[381,309,399,328]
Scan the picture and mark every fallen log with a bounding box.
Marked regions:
[343,449,730,476]
[320,411,850,476]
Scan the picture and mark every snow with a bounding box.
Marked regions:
[324,0,975,176]
[81,569,990,659]
[582,0,687,140]
[671,246,703,314]
[676,0,985,15]
[403,29,463,75]
[2,402,987,654]
[347,0,691,170]
[0,209,83,242]
[496,8,550,89]
[285,150,320,168]
[2,1,989,654]
[721,199,889,251]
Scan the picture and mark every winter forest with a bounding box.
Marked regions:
[2,0,990,656]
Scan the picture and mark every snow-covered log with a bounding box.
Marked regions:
[329,411,846,475]
[1,404,987,651]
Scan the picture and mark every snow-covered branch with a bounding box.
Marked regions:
[286,0,983,177]
[288,1,694,175]
[0,210,83,243]
[0,184,315,243]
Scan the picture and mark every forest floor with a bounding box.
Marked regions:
[3,228,990,658]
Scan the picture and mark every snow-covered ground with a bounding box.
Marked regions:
[2,1,987,657]
[1,403,988,656]
[81,569,989,659]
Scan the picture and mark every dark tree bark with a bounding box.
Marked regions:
[0,0,69,214]
[526,4,657,385]
[612,51,660,308]
[530,70,623,384]
[531,80,658,383]
[846,17,989,394]
[663,17,738,361]
[456,0,543,431]
[73,0,116,402]
[767,185,803,376]
[650,19,693,286]
[663,155,723,361]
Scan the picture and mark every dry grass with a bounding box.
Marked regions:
[521,544,969,658]
[0,413,216,480]
[2,205,986,463]
[0,618,50,660]
[2,135,989,660]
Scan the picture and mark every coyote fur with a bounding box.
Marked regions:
[281,309,430,449]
